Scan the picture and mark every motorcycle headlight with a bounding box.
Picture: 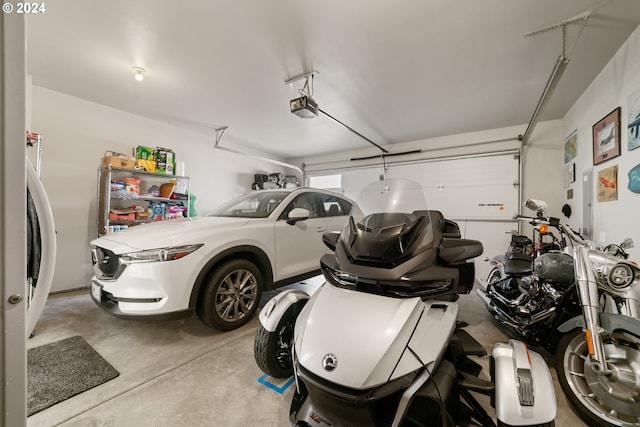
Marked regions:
[120,244,203,263]
[607,263,635,290]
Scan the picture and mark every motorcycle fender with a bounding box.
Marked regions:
[557,315,584,334]
[258,289,309,333]
[492,340,556,425]
[491,254,507,268]
[558,313,640,335]
[599,312,640,335]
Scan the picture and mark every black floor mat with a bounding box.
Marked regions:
[28,335,119,416]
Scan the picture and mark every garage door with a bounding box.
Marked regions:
[307,152,521,281]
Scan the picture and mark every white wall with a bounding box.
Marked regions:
[30,86,289,292]
[563,24,640,260]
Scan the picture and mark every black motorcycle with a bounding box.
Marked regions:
[477,199,631,353]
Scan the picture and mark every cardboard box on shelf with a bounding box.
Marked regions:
[103,153,135,169]
[135,146,154,160]
[136,211,151,220]
[154,147,175,175]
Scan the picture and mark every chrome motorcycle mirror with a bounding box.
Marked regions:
[621,238,634,250]
[524,199,548,218]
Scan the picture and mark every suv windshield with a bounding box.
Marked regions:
[207,191,290,218]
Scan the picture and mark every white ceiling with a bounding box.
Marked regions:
[26,0,640,159]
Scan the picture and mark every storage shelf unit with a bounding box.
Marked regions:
[97,165,190,236]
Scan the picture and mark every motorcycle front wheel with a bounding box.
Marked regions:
[254,301,304,379]
[556,329,640,426]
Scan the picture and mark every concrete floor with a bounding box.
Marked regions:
[27,278,585,427]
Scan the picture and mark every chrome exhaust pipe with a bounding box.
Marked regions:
[528,307,556,325]
[476,288,492,306]
[476,289,499,317]
[488,287,527,308]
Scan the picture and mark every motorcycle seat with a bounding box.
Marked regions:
[504,258,533,275]
[440,238,483,263]
[508,253,533,262]
[412,210,482,263]
[412,210,461,238]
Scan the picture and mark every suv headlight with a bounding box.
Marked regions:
[120,244,204,263]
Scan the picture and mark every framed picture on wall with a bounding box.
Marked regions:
[565,162,575,187]
[629,87,640,151]
[564,129,577,163]
[597,164,618,202]
[593,107,621,165]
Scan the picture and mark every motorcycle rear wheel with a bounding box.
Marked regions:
[556,329,640,427]
[487,267,502,285]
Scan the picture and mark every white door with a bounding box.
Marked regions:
[273,192,328,280]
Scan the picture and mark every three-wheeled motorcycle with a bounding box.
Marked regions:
[254,179,556,426]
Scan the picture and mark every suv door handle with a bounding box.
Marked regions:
[316,226,327,233]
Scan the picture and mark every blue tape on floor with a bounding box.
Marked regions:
[258,374,295,394]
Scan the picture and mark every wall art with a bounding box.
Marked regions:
[565,162,575,187]
[597,164,618,202]
[629,87,640,151]
[593,107,621,165]
[629,163,640,194]
[564,129,577,163]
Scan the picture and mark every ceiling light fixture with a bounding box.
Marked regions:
[133,67,145,82]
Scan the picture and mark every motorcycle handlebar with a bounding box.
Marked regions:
[515,214,551,226]
[515,215,593,248]
[557,224,593,248]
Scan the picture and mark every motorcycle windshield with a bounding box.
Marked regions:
[356,178,428,215]
[348,179,435,260]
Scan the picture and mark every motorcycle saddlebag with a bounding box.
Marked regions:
[492,340,556,426]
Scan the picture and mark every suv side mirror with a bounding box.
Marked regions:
[287,208,310,225]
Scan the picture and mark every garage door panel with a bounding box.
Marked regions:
[393,156,518,188]
[423,186,516,220]
[335,153,519,219]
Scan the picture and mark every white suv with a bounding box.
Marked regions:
[90,188,360,330]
